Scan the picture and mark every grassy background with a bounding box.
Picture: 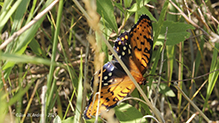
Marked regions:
[0,0,219,123]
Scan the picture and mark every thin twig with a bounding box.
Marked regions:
[169,0,219,43]
[154,27,168,119]
[186,113,197,123]
[188,61,196,118]
[178,79,208,119]
[173,82,210,122]
[21,77,45,123]
[73,0,91,20]
[197,8,210,31]
[169,68,219,83]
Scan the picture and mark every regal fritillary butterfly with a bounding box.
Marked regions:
[84,14,153,119]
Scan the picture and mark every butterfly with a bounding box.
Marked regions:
[84,15,153,119]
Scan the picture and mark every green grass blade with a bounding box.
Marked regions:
[204,43,219,108]
[0,0,23,31]
[0,52,53,65]
[194,38,204,76]
[0,92,7,122]
[46,0,63,121]
[74,53,83,123]
[46,0,63,90]
[11,0,30,33]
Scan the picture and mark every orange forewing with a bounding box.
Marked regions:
[129,15,153,74]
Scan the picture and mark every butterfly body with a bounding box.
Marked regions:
[84,15,153,119]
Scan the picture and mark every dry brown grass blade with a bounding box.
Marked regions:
[173,82,210,122]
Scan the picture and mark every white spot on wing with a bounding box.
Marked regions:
[128,49,131,54]
[103,83,108,86]
[123,46,127,50]
[122,52,125,56]
[104,76,108,80]
[108,72,112,77]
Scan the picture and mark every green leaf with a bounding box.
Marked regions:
[157,21,195,45]
[53,115,62,123]
[115,103,146,123]
[137,7,157,22]
[29,39,44,56]
[153,0,169,45]
[97,0,118,33]
[124,0,132,8]
[62,117,74,123]
[128,0,151,13]
[113,2,125,13]
[127,3,138,12]
[159,83,175,97]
